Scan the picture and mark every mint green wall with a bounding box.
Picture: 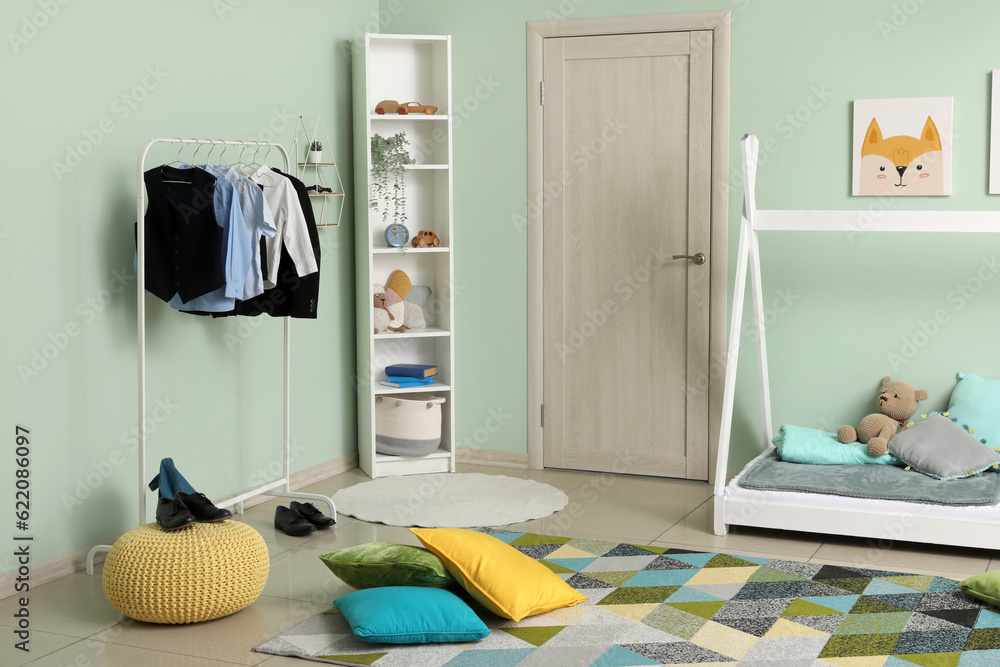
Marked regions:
[1,1,378,574]
[389,0,1000,462]
[8,0,1000,575]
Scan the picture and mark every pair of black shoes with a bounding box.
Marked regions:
[274,501,335,536]
[305,184,334,193]
[156,492,233,531]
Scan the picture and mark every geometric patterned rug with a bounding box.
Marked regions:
[252,529,1000,666]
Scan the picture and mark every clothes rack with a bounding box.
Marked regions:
[86,138,336,574]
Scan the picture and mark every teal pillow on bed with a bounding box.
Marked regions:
[333,586,489,644]
[773,424,896,465]
[946,372,1000,457]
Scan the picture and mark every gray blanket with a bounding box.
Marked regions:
[738,452,1000,506]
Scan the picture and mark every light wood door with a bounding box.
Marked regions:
[542,31,713,479]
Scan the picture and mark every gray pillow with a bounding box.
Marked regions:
[889,414,1000,480]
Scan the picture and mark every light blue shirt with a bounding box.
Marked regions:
[168,166,252,312]
[226,167,277,299]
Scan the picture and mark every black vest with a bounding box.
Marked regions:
[142,166,226,303]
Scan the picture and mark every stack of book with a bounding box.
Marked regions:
[380,364,438,388]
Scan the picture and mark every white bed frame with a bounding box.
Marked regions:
[712,134,1000,551]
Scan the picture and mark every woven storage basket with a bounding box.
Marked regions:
[102,521,269,624]
[375,393,445,456]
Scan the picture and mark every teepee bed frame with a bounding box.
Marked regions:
[712,134,1000,552]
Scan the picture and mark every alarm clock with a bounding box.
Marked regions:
[384,223,410,248]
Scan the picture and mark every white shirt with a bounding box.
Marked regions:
[243,164,318,287]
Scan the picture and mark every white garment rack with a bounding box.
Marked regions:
[713,134,1000,550]
[86,138,336,574]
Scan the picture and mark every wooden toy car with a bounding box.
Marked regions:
[411,230,440,248]
[401,102,438,115]
[374,100,438,115]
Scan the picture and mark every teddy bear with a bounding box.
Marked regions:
[373,286,406,334]
[837,376,928,457]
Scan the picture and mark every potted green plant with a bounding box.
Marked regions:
[370,132,415,225]
[307,140,323,164]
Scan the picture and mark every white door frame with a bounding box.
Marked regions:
[526,12,731,481]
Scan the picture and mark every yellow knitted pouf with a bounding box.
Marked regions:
[102,521,269,624]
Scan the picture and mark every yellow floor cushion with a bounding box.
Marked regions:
[102,521,269,624]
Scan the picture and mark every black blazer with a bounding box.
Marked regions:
[236,168,321,319]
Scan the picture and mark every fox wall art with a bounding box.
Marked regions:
[852,97,953,196]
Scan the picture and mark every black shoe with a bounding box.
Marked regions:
[156,495,197,531]
[317,186,333,193]
[290,501,335,528]
[274,506,316,537]
[175,492,232,523]
[305,184,319,192]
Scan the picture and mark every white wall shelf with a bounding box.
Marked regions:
[353,33,455,479]
[290,115,345,227]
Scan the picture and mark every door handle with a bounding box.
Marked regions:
[672,252,706,265]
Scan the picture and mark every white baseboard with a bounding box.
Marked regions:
[0,453,359,601]
[456,448,528,468]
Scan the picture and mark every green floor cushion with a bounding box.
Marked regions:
[319,542,454,590]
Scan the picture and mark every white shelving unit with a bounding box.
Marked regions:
[353,33,455,478]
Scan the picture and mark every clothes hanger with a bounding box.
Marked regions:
[160,138,196,183]
[245,141,274,185]
[162,138,189,168]
[206,140,246,193]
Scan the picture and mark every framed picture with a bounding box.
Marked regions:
[852,96,953,196]
[990,71,1000,194]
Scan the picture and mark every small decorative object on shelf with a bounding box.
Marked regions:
[370,132,415,228]
[411,230,440,248]
[307,140,323,164]
[384,223,410,248]
[375,100,439,115]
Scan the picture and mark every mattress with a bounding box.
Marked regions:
[724,447,1000,522]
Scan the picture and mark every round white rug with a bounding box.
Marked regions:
[332,473,568,528]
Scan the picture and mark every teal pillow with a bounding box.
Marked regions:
[947,372,1000,456]
[333,586,489,644]
[959,571,1000,608]
[319,542,454,590]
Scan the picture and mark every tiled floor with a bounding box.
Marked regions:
[2,463,997,665]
